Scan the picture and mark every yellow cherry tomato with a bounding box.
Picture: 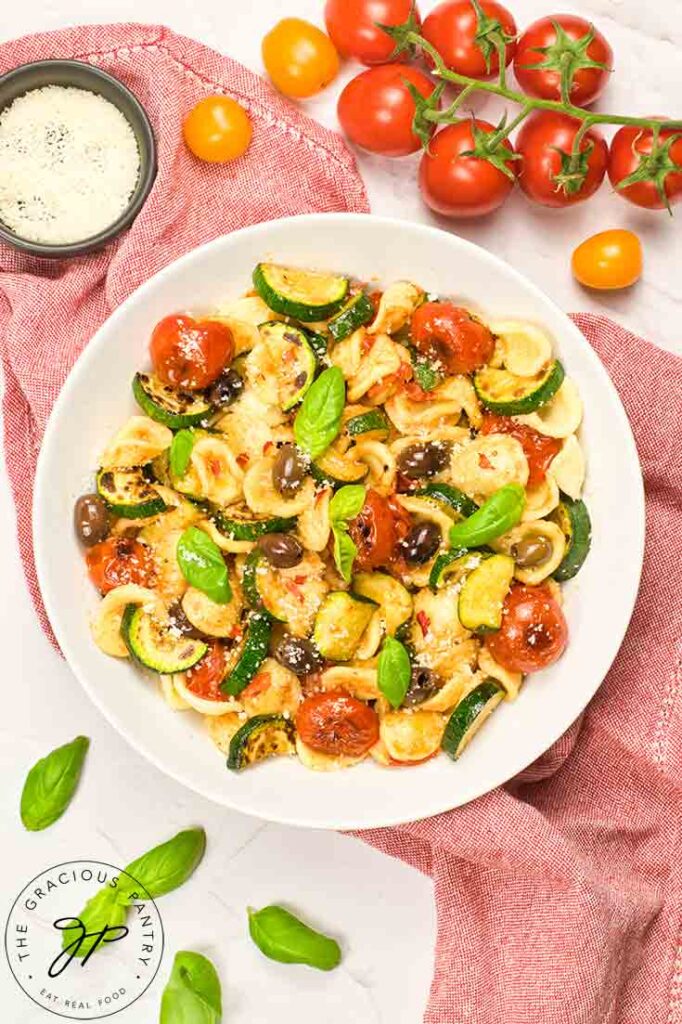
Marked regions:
[571,229,643,290]
[183,96,252,163]
[262,18,340,99]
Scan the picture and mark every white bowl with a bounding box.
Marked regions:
[33,214,644,830]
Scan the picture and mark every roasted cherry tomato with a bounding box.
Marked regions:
[513,15,613,106]
[262,18,339,99]
[296,690,379,756]
[184,643,227,701]
[348,490,410,571]
[183,96,252,163]
[324,0,420,65]
[150,314,234,390]
[516,111,608,207]
[485,584,568,674]
[422,0,517,80]
[481,413,562,487]
[337,64,438,157]
[411,301,495,374]
[86,537,155,595]
[608,124,682,210]
[419,119,517,218]
[571,229,643,290]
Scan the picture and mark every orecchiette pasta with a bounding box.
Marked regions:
[450,434,529,500]
[100,416,172,468]
[368,281,424,336]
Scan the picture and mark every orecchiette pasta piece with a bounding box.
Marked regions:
[239,659,302,718]
[547,434,586,499]
[521,474,560,521]
[385,375,481,434]
[100,416,172,469]
[173,670,242,716]
[213,295,284,355]
[252,552,329,637]
[351,440,397,494]
[347,334,406,402]
[315,436,368,483]
[243,455,316,517]
[296,736,367,771]
[159,675,191,710]
[245,340,280,406]
[91,584,160,657]
[181,583,242,638]
[410,585,471,659]
[197,518,255,555]
[420,638,481,712]
[320,662,380,700]
[190,436,244,506]
[492,519,566,584]
[206,712,244,753]
[450,434,529,501]
[477,647,523,701]
[296,486,332,552]
[489,321,553,377]
[515,378,583,438]
[354,609,385,660]
[330,328,364,379]
[379,708,445,762]
[137,525,187,603]
[368,281,424,336]
[216,389,291,463]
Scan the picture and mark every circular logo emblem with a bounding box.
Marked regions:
[5,860,164,1020]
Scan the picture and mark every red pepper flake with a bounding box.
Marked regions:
[285,580,304,602]
[361,332,376,354]
[262,440,274,455]
[229,625,243,640]
[293,575,306,585]
[478,453,494,471]
[416,610,431,637]
[282,347,296,363]
[208,457,222,477]
[236,453,249,468]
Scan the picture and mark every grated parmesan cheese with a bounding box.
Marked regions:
[0,85,140,244]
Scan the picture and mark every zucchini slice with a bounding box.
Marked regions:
[328,291,374,342]
[97,468,166,519]
[458,554,514,632]
[352,572,412,636]
[226,714,296,772]
[301,326,329,359]
[241,550,286,622]
[213,507,297,542]
[551,496,592,582]
[313,591,377,662]
[428,548,482,590]
[120,604,208,672]
[416,482,478,520]
[221,613,272,696]
[132,372,212,429]
[258,321,317,411]
[345,409,390,440]
[474,360,565,415]
[313,445,368,486]
[441,679,505,760]
[253,263,349,322]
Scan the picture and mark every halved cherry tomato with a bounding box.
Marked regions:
[516,111,608,207]
[150,315,234,390]
[296,690,379,756]
[262,18,339,99]
[86,537,155,595]
[183,96,252,163]
[571,229,643,290]
[184,643,227,701]
[337,64,438,157]
[422,0,517,80]
[324,0,420,65]
[608,124,682,210]
[481,413,561,487]
[485,584,568,674]
[513,15,613,107]
[348,490,411,571]
[411,301,495,374]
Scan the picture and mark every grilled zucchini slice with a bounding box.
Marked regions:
[416,482,478,520]
[221,613,272,696]
[328,291,374,341]
[428,548,482,591]
[441,679,505,760]
[474,360,565,415]
[253,263,349,322]
[352,572,412,636]
[551,496,592,582]
[213,507,296,542]
[458,554,514,632]
[120,604,208,672]
[97,468,166,519]
[132,372,212,429]
[345,409,390,440]
[313,592,377,661]
[258,321,317,411]
[227,714,296,771]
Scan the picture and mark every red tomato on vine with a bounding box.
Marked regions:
[324,0,421,65]
[516,111,608,206]
[514,15,613,106]
[422,0,517,80]
[608,124,682,210]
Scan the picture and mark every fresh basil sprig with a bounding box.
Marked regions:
[377,636,412,709]
[177,527,232,605]
[170,429,195,478]
[329,484,366,583]
[294,366,345,460]
[248,905,341,971]
[20,735,89,831]
[448,483,525,549]
[160,951,222,1024]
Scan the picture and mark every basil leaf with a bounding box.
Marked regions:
[329,484,366,524]
[20,735,89,831]
[248,905,341,971]
[118,827,206,901]
[331,524,357,584]
[411,353,444,392]
[170,429,195,478]
[294,366,345,460]
[377,636,411,709]
[59,886,127,958]
[160,951,222,1024]
[177,527,232,605]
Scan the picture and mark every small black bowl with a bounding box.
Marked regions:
[0,59,157,258]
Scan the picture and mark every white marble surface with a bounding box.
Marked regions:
[1,1,680,1021]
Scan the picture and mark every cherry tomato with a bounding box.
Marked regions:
[608,124,682,210]
[513,16,612,107]
[184,643,227,701]
[571,229,643,291]
[262,18,339,99]
[485,584,568,674]
[348,490,410,571]
[516,111,608,207]
[296,690,379,757]
[183,96,252,163]
[411,301,495,374]
[86,537,155,595]
[337,64,438,156]
[150,315,234,390]
[419,119,517,218]
[480,413,562,487]
[324,0,420,65]
[422,0,517,80]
